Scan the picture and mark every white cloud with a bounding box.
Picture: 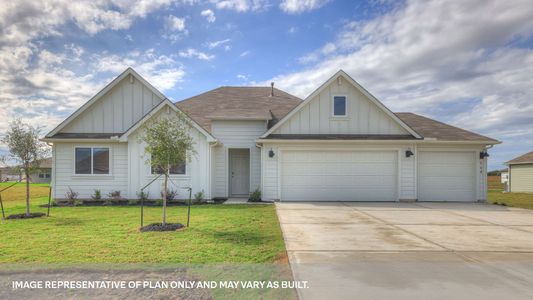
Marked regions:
[201,9,216,23]
[280,0,331,14]
[237,74,248,80]
[207,39,231,49]
[166,15,186,32]
[211,0,270,12]
[266,0,533,168]
[288,26,298,34]
[178,48,215,60]
[240,51,250,57]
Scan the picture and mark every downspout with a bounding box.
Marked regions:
[256,142,263,196]
[46,142,56,199]
[208,141,220,200]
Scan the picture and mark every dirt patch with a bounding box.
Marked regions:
[140,223,185,232]
[6,212,46,219]
[274,252,289,264]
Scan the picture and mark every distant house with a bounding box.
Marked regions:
[0,158,52,183]
[500,170,509,184]
[506,151,533,193]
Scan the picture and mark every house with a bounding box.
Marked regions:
[0,165,21,182]
[500,170,509,184]
[506,150,533,193]
[42,68,499,202]
[29,158,53,184]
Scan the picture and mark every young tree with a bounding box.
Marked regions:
[1,119,49,216]
[139,112,196,225]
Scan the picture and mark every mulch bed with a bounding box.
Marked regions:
[6,212,46,219]
[140,223,185,232]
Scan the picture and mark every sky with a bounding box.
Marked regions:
[0,0,532,170]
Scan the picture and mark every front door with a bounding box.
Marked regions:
[229,149,250,197]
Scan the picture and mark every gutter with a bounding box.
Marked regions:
[256,138,501,145]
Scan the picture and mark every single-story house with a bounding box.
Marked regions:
[43,68,499,202]
[506,151,533,193]
[500,170,509,184]
[29,158,53,184]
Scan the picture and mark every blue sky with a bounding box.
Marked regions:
[1,0,533,170]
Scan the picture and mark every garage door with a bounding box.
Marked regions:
[418,151,476,201]
[280,150,398,201]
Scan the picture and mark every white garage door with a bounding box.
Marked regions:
[280,150,398,201]
[418,151,476,202]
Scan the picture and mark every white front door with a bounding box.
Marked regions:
[418,151,476,201]
[280,150,398,201]
[229,149,250,197]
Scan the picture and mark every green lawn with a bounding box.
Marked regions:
[0,184,286,264]
[487,176,533,210]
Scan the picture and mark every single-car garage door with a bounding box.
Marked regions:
[280,150,398,201]
[418,151,476,201]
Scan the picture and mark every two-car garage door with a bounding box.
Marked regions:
[279,149,478,202]
[281,150,398,201]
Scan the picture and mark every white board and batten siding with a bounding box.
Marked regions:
[61,76,163,133]
[261,143,418,201]
[211,120,266,198]
[272,76,408,135]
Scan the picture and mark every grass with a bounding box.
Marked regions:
[0,184,286,264]
[487,176,533,210]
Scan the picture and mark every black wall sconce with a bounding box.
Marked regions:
[268,148,275,158]
[405,148,414,158]
[480,151,489,159]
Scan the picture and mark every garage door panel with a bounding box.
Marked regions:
[418,151,476,202]
[281,150,398,201]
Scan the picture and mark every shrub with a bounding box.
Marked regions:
[65,187,79,204]
[194,190,205,204]
[128,199,138,205]
[108,190,122,200]
[73,199,82,206]
[160,189,177,201]
[104,199,113,206]
[91,189,102,201]
[155,199,163,206]
[249,188,261,202]
[136,190,150,202]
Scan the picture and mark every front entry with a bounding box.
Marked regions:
[229,149,250,197]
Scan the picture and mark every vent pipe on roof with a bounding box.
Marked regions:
[270,82,274,97]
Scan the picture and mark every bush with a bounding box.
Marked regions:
[248,188,261,202]
[108,190,122,200]
[104,199,113,206]
[128,199,138,205]
[194,190,205,204]
[160,189,177,201]
[65,187,79,204]
[91,189,102,201]
[137,190,150,202]
[155,199,163,206]
[73,199,82,206]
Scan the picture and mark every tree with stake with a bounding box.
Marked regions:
[139,112,196,228]
[1,119,49,218]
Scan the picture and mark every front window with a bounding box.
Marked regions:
[333,96,347,116]
[75,147,110,175]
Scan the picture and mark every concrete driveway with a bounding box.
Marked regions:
[276,202,533,300]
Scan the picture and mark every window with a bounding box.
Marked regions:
[333,96,347,116]
[75,147,110,175]
[39,172,51,179]
[151,161,186,175]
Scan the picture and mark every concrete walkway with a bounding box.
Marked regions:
[276,202,533,300]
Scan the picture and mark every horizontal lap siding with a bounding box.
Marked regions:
[53,142,128,199]
[510,164,533,193]
[211,120,266,197]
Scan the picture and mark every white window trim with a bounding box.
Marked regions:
[332,95,348,117]
[73,146,112,176]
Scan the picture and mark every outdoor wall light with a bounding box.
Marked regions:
[268,149,275,158]
[480,151,489,159]
[405,149,414,158]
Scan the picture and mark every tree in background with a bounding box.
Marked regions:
[1,119,49,216]
[139,112,196,225]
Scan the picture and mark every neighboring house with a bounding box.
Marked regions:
[0,166,22,182]
[29,158,53,184]
[506,151,533,193]
[43,68,499,202]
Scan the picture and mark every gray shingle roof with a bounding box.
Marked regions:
[506,151,533,165]
[175,86,302,132]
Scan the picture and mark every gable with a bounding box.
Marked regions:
[271,72,412,136]
[60,74,164,134]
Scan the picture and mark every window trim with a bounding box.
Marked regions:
[332,95,348,117]
[73,146,112,176]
